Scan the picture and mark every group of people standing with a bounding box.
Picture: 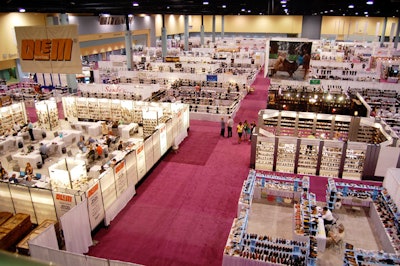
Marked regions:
[220,117,256,144]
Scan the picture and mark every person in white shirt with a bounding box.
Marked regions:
[321,207,334,225]
[13,122,21,133]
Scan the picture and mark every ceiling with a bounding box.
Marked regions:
[2,0,400,17]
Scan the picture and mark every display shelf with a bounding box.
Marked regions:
[343,243,400,265]
[255,137,275,171]
[319,140,343,178]
[253,171,303,200]
[371,190,400,253]
[342,142,367,179]
[276,137,296,173]
[297,138,319,175]
[326,178,337,210]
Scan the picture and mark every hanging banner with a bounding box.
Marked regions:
[15,25,81,74]
[86,182,105,230]
[53,192,76,218]
[114,160,128,196]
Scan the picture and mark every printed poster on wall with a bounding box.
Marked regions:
[53,192,76,218]
[14,25,81,74]
[268,39,312,81]
[136,144,147,181]
[159,123,167,155]
[114,161,128,196]
[86,182,105,230]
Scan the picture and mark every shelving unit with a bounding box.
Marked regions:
[297,138,319,175]
[255,136,275,171]
[326,178,337,211]
[342,142,367,180]
[0,103,27,134]
[276,137,297,173]
[319,140,343,178]
[343,243,400,266]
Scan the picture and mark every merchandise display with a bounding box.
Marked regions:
[254,109,396,180]
[224,170,318,265]
[35,100,60,131]
[0,103,27,135]
[344,243,400,265]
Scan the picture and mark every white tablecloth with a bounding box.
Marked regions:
[120,123,139,139]
[53,130,82,145]
[0,136,23,150]
[12,151,42,169]
[40,139,66,155]
[74,121,102,136]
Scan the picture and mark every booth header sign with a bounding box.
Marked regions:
[15,25,81,74]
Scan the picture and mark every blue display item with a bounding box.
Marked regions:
[35,173,42,179]
[206,75,218,82]
[20,171,26,178]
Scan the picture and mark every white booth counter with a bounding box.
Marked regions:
[0,135,23,151]
[119,123,139,139]
[40,139,66,155]
[53,130,82,145]
[72,121,103,137]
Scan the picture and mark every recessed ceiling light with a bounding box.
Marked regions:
[284,8,288,12]
[330,10,333,12]
[132,2,139,7]
[167,6,170,9]
[364,11,368,14]
[348,4,354,8]
[128,14,133,17]
[280,0,287,3]
[355,12,358,15]
[222,5,226,8]
[18,8,25,12]
[259,12,263,15]
[366,1,373,5]
[282,4,286,7]
[203,1,209,5]
[241,8,245,12]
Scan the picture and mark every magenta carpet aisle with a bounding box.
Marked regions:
[87,70,270,265]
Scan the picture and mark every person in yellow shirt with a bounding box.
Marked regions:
[237,121,244,144]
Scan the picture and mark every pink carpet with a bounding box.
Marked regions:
[87,70,270,265]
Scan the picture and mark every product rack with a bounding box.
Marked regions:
[326,178,337,211]
[343,243,400,266]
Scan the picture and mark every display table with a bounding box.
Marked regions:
[253,187,301,200]
[41,139,66,155]
[32,128,46,140]
[53,130,82,145]
[0,135,23,151]
[12,151,42,169]
[119,123,139,139]
[74,121,102,137]
[341,197,372,207]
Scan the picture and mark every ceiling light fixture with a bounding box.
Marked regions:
[222,5,226,8]
[366,1,374,5]
[203,1,209,5]
[282,4,286,7]
[241,8,245,12]
[348,4,354,8]
[18,8,25,12]
[280,0,287,3]
[132,2,139,7]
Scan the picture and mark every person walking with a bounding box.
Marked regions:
[227,116,234,138]
[250,121,257,141]
[237,121,244,144]
[220,117,226,137]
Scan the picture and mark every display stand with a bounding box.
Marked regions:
[35,100,60,131]
[326,178,337,211]
[0,102,27,134]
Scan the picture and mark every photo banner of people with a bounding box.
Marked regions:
[268,40,312,81]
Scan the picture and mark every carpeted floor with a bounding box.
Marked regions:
[87,70,270,265]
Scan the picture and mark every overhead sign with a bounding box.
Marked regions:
[15,25,81,74]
